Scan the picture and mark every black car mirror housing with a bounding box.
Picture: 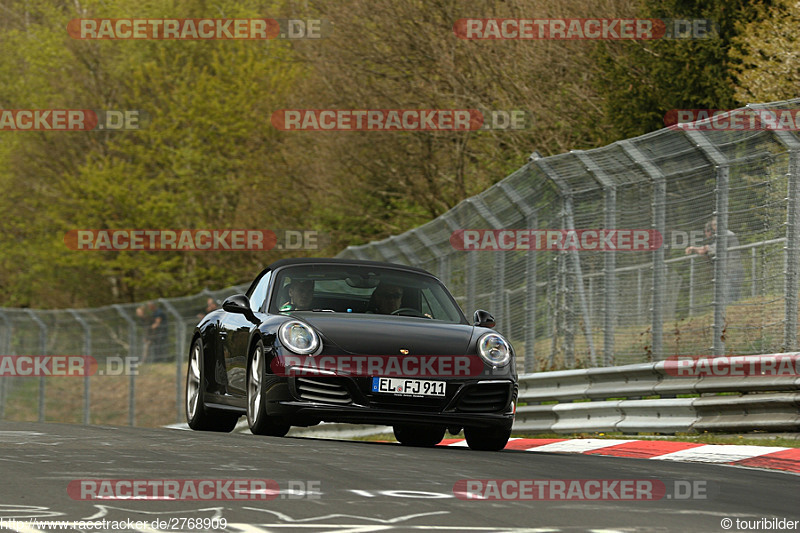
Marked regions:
[222,294,259,323]
[473,309,496,328]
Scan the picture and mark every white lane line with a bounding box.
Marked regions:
[239,509,449,524]
[230,526,559,532]
[314,527,392,533]
[525,439,632,453]
[652,444,790,463]
[225,525,275,533]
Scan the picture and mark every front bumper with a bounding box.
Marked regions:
[264,376,517,430]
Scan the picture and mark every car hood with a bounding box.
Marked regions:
[296,313,474,356]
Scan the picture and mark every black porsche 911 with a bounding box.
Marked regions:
[186,258,517,451]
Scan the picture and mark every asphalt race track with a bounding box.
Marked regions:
[0,421,798,532]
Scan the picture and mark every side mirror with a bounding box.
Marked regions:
[223,294,259,323]
[473,309,496,328]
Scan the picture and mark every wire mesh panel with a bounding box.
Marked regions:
[339,98,800,371]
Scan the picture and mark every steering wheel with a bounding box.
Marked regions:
[390,307,429,318]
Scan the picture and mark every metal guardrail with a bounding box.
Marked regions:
[515,354,800,434]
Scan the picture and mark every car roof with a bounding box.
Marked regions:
[266,257,433,276]
[243,258,440,297]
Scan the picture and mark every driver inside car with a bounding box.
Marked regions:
[369,283,404,314]
[279,279,315,311]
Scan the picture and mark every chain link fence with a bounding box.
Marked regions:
[338,100,800,372]
[0,284,248,426]
[0,99,798,426]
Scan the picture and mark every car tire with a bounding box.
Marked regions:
[464,426,511,451]
[247,340,290,437]
[185,338,239,432]
[393,424,445,447]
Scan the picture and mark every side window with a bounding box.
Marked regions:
[420,290,433,316]
[421,288,441,319]
[249,271,272,313]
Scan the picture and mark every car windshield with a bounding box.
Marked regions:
[269,264,466,323]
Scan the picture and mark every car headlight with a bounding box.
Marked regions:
[477,332,511,366]
[278,320,320,355]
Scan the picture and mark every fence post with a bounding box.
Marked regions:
[410,228,439,281]
[26,310,47,422]
[651,168,667,361]
[559,242,572,366]
[465,198,508,330]
[637,269,644,317]
[68,310,91,425]
[536,158,597,366]
[620,140,666,360]
[689,257,695,316]
[372,241,396,264]
[496,181,540,371]
[772,130,800,351]
[714,165,731,356]
[439,213,463,297]
[393,236,420,268]
[113,305,137,426]
[159,299,186,424]
[524,212,538,372]
[0,310,11,420]
[575,151,618,366]
[494,253,506,334]
[683,129,730,356]
[437,255,449,286]
[548,257,558,368]
[466,251,476,317]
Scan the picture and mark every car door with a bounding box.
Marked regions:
[221,271,271,396]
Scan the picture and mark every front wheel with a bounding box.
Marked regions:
[185,339,239,432]
[464,426,511,451]
[247,340,290,437]
[393,424,445,447]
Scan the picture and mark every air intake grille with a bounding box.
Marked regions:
[456,383,511,413]
[296,377,352,404]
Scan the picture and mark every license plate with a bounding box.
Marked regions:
[371,377,446,397]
